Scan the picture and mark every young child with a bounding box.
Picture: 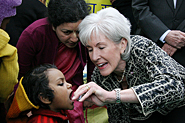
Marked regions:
[6,64,74,123]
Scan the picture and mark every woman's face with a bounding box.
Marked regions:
[86,34,127,76]
[47,68,74,112]
[53,20,82,48]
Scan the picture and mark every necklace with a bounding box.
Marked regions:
[115,70,125,83]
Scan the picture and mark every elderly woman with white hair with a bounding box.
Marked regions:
[72,7,185,123]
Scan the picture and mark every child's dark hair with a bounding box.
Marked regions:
[22,64,57,109]
[47,0,89,28]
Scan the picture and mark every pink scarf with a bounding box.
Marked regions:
[54,43,81,84]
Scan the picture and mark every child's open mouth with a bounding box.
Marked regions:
[69,91,74,105]
[69,91,73,100]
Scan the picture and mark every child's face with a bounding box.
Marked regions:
[47,68,74,112]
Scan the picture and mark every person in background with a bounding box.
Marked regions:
[110,0,137,34]
[5,0,47,47]
[0,0,21,122]
[72,7,185,123]
[39,0,46,5]
[132,0,185,67]
[7,64,74,123]
[16,0,95,122]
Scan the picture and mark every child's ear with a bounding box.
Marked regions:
[38,94,51,104]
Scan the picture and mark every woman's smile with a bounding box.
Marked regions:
[87,34,124,76]
[97,62,108,70]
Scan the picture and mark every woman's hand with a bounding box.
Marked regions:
[72,82,114,106]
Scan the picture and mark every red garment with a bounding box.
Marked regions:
[54,42,81,84]
[66,85,85,123]
[27,108,68,123]
[54,43,85,123]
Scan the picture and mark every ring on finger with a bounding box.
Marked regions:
[86,85,90,91]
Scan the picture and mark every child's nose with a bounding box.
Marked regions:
[67,82,72,88]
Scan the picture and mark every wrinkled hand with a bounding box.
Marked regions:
[162,43,177,56]
[165,30,185,49]
[72,82,110,106]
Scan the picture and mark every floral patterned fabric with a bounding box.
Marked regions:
[91,35,185,123]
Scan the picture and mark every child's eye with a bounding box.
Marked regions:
[58,83,64,86]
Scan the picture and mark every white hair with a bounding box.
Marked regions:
[79,7,132,61]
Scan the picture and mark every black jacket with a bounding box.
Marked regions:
[5,0,47,46]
